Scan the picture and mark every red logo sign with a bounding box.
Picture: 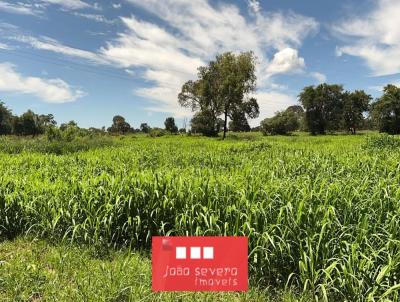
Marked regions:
[152,236,248,292]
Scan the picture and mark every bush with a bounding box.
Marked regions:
[261,111,299,135]
[149,128,167,137]
[363,134,400,150]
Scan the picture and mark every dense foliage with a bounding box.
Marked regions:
[179,52,259,138]
[1,135,399,301]
[371,85,400,134]
[261,106,303,135]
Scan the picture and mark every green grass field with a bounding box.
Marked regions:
[1,133,400,301]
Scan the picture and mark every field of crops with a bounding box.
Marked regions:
[1,134,400,301]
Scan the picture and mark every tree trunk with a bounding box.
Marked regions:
[222,110,228,140]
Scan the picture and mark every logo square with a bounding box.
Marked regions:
[176,247,186,259]
[190,247,201,259]
[203,247,214,259]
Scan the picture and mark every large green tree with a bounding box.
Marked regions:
[179,51,259,139]
[342,90,371,134]
[299,84,344,135]
[0,101,13,135]
[371,84,400,134]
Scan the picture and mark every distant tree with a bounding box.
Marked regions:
[179,128,186,134]
[261,110,299,135]
[39,114,57,127]
[371,84,400,134]
[299,84,344,135]
[164,117,178,133]
[60,121,78,131]
[342,90,371,134]
[108,115,132,134]
[0,101,13,135]
[140,123,151,133]
[13,110,43,136]
[179,51,259,139]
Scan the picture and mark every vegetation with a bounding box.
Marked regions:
[179,52,259,139]
[261,106,303,135]
[1,238,286,302]
[1,134,400,301]
[164,117,178,134]
[371,84,400,134]
[108,115,133,134]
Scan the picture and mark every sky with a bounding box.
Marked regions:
[0,0,400,129]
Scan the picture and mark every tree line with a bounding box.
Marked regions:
[0,102,184,137]
[178,52,400,137]
[1,52,400,138]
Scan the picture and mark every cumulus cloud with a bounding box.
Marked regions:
[101,0,318,116]
[266,48,305,76]
[333,0,400,76]
[0,63,84,103]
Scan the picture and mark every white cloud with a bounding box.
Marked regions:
[102,0,318,116]
[0,63,84,103]
[369,80,400,92]
[247,0,261,14]
[0,1,40,15]
[11,35,109,65]
[72,12,116,24]
[40,0,90,10]
[0,42,12,50]
[334,0,400,76]
[266,48,305,76]
[112,3,121,9]
[310,71,327,83]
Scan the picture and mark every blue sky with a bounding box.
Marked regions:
[0,0,399,129]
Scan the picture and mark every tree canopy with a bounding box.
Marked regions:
[299,84,344,135]
[108,115,132,134]
[179,51,259,139]
[371,85,400,134]
[164,117,178,133]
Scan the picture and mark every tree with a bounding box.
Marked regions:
[342,90,371,134]
[60,120,78,131]
[229,111,251,132]
[371,84,400,134]
[13,110,42,136]
[39,114,57,127]
[0,101,13,135]
[261,110,300,135]
[190,109,222,136]
[108,115,132,134]
[164,117,178,133]
[299,84,344,135]
[140,123,151,133]
[179,51,259,139]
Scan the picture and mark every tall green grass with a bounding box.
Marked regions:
[0,135,399,300]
